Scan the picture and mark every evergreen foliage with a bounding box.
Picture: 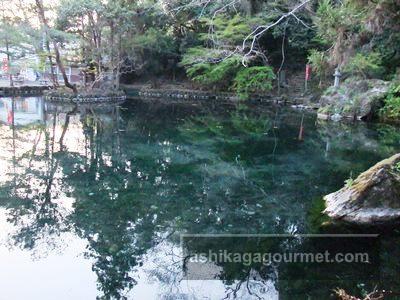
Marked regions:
[343,52,384,79]
[233,66,275,99]
[381,82,400,120]
[181,51,242,88]
[307,49,331,85]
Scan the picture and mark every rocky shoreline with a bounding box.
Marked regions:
[317,78,390,121]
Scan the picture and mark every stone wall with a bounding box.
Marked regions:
[123,86,275,102]
[0,86,50,96]
[45,94,126,103]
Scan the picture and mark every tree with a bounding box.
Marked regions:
[35,0,77,93]
[0,0,25,86]
[313,0,400,79]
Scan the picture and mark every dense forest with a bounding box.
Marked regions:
[1,0,400,107]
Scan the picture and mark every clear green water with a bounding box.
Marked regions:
[0,97,399,299]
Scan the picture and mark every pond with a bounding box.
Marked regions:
[0,96,399,299]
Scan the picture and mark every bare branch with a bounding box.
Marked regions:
[241,0,312,66]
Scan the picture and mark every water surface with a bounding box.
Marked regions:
[0,96,399,299]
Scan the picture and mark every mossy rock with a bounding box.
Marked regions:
[318,78,390,121]
[324,153,400,224]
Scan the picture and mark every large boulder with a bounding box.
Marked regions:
[324,153,400,224]
[318,78,390,121]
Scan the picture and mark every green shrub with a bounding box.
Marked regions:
[308,49,331,85]
[132,28,175,54]
[394,162,400,173]
[233,66,275,99]
[182,53,242,88]
[343,52,384,79]
[180,47,222,67]
[179,14,269,90]
[315,0,364,45]
[199,15,263,45]
[380,83,400,120]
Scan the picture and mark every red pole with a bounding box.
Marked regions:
[2,58,12,87]
[305,64,311,81]
[298,114,305,141]
[305,64,311,92]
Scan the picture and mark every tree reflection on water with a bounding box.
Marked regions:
[0,97,399,299]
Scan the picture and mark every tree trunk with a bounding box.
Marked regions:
[52,41,77,93]
[116,34,122,89]
[110,20,116,88]
[88,12,102,76]
[5,37,13,87]
[35,0,77,94]
[44,37,58,87]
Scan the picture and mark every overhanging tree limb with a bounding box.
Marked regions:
[35,0,77,94]
[241,0,312,66]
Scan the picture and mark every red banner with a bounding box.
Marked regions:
[7,110,13,125]
[305,64,311,81]
[2,58,9,72]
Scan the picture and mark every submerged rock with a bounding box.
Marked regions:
[324,153,400,224]
[318,78,390,121]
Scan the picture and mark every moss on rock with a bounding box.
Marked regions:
[324,153,400,224]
